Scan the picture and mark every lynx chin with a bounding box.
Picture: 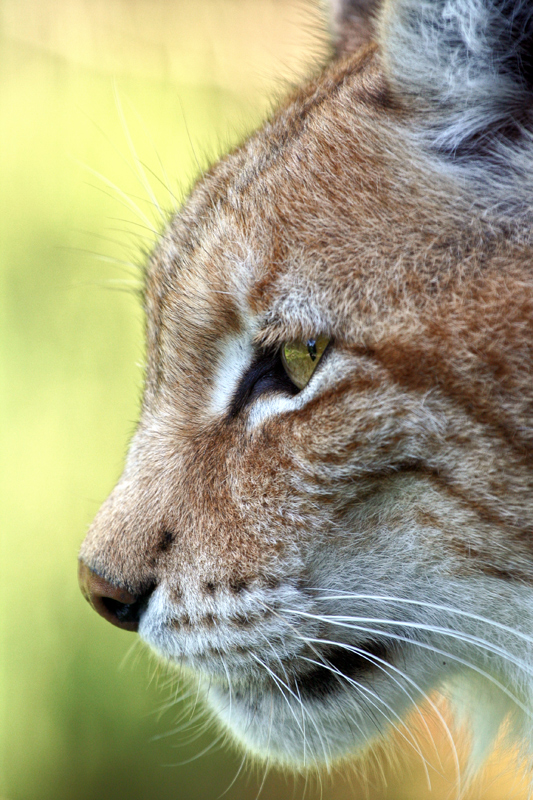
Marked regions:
[79,0,533,789]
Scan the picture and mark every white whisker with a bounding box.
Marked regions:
[113,83,163,222]
[74,158,158,233]
[298,636,463,796]
[257,630,311,765]
[299,652,434,791]
[217,750,248,800]
[247,651,311,757]
[308,592,533,647]
[282,608,532,716]
[282,607,533,679]
[163,729,226,768]
[124,97,179,211]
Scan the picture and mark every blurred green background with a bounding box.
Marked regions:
[1,0,530,798]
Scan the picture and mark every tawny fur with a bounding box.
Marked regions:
[80,0,533,789]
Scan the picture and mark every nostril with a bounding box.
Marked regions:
[78,560,154,633]
[101,597,141,627]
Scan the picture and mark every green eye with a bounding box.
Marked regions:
[281,336,330,390]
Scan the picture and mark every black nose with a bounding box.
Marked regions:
[78,561,153,632]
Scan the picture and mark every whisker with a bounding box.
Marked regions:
[220,657,234,732]
[257,631,310,765]
[256,605,359,768]
[186,672,206,722]
[299,653,434,791]
[282,609,532,716]
[73,159,158,233]
[254,753,272,800]
[150,687,210,740]
[74,103,165,222]
[298,636,462,795]
[251,687,275,800]
[177,96,225,228]
[309,637,446,765]
[113,82,164,223]
[107,217,159,239]
[61,246,142,274]
[217,750,248,799]
[262,600,455,787]
[117,636,143,671]
[149,687,200,721]
[308,592,533,647]
[248,652,308,743]
[283,608,533,679]
[163,728,227,767]
[124,97,179,210]
[72,227,143,254]
[155,712,212,743]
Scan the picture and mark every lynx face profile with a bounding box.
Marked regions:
[79,0,533,780]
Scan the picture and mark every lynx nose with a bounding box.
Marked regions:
[78,561,152,632]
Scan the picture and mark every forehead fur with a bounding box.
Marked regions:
[144,43,532,418]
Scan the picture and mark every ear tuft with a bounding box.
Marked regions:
[379,0,533,159]
[325,0,383,54]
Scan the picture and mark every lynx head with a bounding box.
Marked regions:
[79,0,533,780]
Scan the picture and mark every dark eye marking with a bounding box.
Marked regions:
[228,347,298,418]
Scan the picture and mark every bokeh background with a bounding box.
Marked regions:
[1,0,530,798]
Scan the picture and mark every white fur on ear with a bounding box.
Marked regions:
[322,0,382,53]
[379,0,533,158]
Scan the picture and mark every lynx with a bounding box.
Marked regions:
[79,0,533,787]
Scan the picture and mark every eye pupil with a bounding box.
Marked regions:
[281,336,330,391]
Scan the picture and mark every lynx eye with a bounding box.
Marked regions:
[281,336,330,390]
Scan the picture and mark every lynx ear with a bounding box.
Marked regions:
[324,0,383,54]
[378,0,533,159]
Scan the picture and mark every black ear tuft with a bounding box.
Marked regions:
[379,0,533,160]
[496,0,533,92]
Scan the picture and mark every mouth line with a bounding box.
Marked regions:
[205,640,393,704]
[164,637,392,702]
[296,640,391,700]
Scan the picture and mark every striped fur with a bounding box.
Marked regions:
[80,0,533,788]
